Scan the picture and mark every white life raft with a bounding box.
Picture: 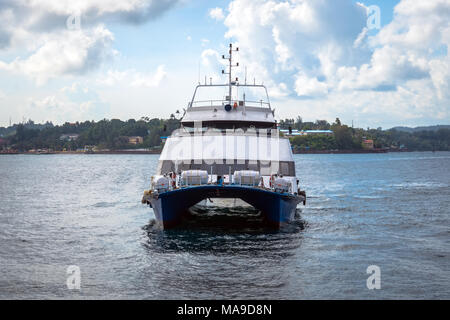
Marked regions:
[181,170,208,186]
[233,170,260,186]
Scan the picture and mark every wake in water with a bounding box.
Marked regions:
[142,203,307,258]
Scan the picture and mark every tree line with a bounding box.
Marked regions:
[2,117,180,151]
[279,117,450,151]
[1,117,449,152]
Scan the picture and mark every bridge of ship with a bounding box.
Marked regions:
[181,83,276,127]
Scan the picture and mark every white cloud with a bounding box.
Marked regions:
[216,0,450,125]
[0,0,182,125]
[61,82,89,94]
[201,49,221,67]
[353,27,368,49]
[0,0,181,37]
[294,72,328,97]
[335,0,450,92]
[209,7,225,21]
[429,57,450,100]
[200,49,229,83]
[221,0,368,96]
[131,65,167,87]
[97,65,167,88]
[0,26,115,84]
[0,0,180,83]
[26,90,109,124]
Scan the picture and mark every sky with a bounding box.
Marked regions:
[0,0,449,129]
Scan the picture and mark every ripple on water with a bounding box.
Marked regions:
[0,153,449,299]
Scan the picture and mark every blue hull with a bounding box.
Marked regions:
[147,185,304,229]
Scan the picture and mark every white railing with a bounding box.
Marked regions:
[189,100,271,109]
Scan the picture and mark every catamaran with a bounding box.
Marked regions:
[142,44,306,229]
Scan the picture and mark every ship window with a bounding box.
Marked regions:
[247,162,258,171]
[281,162,289,175]
[161,160,173,173]
[157,160,295,176]
[259,162,271,175]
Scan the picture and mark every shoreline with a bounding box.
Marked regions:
[292,148,389,154]
[1,149,440,155]
[0,149,161,155]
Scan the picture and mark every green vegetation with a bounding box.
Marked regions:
[280,117,450,151]
[2,117,180,151]
[1,116,449,152]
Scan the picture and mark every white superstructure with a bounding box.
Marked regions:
[155,43,299,193]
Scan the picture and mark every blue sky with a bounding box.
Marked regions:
[0,0,449,129]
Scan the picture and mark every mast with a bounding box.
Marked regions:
[222,43,239,102]
[228,44,232,100]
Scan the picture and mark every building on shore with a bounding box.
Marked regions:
[362,139,374,149]
[59,134,79,141]
[303,130,334,136]
[280,129,302,137]
[280,129,334,137]
[127,136,144,145]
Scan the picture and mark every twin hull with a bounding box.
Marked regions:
[146,133,303,229]
[147,185,303,229]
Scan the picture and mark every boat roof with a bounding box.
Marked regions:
[181,83,276,127]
